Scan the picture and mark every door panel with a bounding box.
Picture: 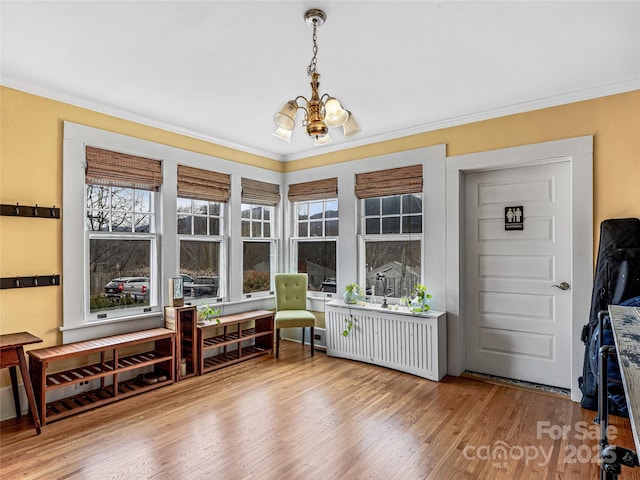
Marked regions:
[465,161,571,388]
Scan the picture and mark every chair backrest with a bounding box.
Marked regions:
[275,273,308,311]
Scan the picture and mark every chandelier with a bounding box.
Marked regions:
[273,8,360,146]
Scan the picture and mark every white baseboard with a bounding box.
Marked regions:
[1,383,28,421]
[282,327,327,351]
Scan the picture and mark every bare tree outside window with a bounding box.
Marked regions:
[86,185,155,313]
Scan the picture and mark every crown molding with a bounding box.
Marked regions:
[1,77,286,162]
[3,76,639,164]
[282,77,640,162]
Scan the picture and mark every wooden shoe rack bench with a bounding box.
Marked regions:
[27,309,274,426]
[165,306,275,376]
[28,328,175,426]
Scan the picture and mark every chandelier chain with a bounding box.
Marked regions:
[307,22,318,76]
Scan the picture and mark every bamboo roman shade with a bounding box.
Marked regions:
[288,177,338,202]
[354,164,423,199]
[241,178,281,206]
[177,165,230,203]
[85,146,163,191]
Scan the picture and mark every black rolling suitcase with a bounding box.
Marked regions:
[579,218,640,415]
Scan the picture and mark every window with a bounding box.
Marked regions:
[177,199,224,301]
[289,177,339,293]
[85,146,162,320]
[241,178,280,296]
[356,166,423,300]
[293,198,338,292]
[176,165,229,302]
[241,204,275,295]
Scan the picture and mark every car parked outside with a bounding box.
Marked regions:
[179,274,219,298]
[192,276,219,297]
[104,277,150,301]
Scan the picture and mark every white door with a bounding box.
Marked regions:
[464,161,572,388]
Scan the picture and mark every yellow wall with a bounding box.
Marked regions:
[1,86,639,375]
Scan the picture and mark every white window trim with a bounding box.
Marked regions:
[63,123,173,342]
[62,122,283,342]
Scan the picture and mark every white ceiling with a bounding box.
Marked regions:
[2,1,639,161]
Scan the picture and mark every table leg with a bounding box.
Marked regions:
[16,347,41,435]
[9,365,21,418]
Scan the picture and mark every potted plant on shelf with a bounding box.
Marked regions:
[343,283,364,304]
[197,304,221,324]
[409,284,432,313]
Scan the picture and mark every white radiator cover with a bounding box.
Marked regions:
[325,300,447,381]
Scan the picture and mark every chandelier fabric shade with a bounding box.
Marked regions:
[272,9,360,145]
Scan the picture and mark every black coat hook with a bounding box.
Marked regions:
[1,203,60,219]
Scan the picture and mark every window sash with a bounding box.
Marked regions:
[179,236,225,301]
[242,239,276,296]
[359,235,422,299]
[292,238,337,293]
[87,231,159,320]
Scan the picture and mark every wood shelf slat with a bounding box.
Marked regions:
[44,378,173,422]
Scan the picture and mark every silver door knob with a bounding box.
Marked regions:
[551,282,570,290]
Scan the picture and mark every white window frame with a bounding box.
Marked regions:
[240,202,276,298]
[86,229,160,321]
[177,197,227,303]
[241,238,277,298]
[291,237,338,296]
[178,235,227,303]
[358,193,424,301]
[290,197,339,296]
[63,123,169,342]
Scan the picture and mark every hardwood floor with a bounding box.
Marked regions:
[2,341,639,480]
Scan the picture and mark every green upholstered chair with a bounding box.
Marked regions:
[274,273,316,358]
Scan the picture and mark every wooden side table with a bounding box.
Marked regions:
[0,332,43,434]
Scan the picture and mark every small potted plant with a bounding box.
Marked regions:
[343,283,364,304]
[409,284,432,313]
[197,304,221,324]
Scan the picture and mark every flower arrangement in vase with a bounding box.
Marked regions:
[343,283,364,304]
[409,284,432,313]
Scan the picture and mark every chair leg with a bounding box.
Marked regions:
[311,327,315,357]
[276,328,280,359]
[301,327,305,350]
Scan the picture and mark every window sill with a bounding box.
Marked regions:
[59,311,164,343]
